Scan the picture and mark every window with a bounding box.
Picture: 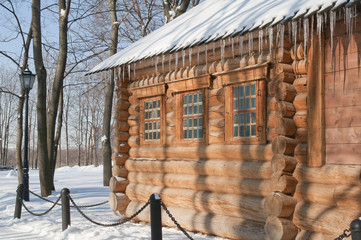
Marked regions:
[225,80,266,144]
[140,96,164,145]
[176,90,206,143]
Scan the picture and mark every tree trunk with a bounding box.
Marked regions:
[47,0,71,190]
[32,0,52,196]
[103,0,118,186]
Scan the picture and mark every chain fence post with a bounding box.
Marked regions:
[350,219,361,240]
[150,193,162,240]
[61,188,71,231]
[14,184,24,219]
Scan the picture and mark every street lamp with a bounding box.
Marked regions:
[19,67,36,202]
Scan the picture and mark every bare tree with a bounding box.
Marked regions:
[162,0,200,23]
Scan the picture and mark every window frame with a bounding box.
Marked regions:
[176,89,208,145]
[139,95,165,146]
[225,79,267,145]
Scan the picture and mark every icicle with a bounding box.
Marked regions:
[221,39,225,63]
[303,18,309,59]
[280,24,285,60]
[133,62,136,79]
[117,66,121,83]
[239,35,243,58]
[128,64,131,79]
[317,13,323,46]
[231,37,235,58]
[330,11,336,57]
[182,49,186,68]
[169,53,172,72]
[205,43,208,65]
[162,54,165,73]
[248,32,253,56]
[155,56,159,73]
[259,29,263,54]
[311,15,314,53]
[345,6,355,41]
[197,45,200,65]
[292,21,297,59]
[268,27,273,54]
[213,41,216,57]
[175,51,178,70]
[189,47,192,66]
[122,65,125,81]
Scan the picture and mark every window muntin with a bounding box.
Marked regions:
[182,92,203,140]
[144,99,161,141]
[232,83,257,138]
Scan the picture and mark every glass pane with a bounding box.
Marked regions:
[149,123,152,130]
[251,97,256,109]
[157,132,160,139]
[145,102,148,109]
[239,86,244,97]
[193,105,198,114]
[149,132,153,140]
[149,111,152,119]
[153,110,157,118]
[245,126,250,137]
[188,118,193,127]
[239,126,244,137]
[145,123,148,130]
[193,129,198,139]
[194,93,198,103]
[153,100,156,108]
[188,129,192,138]
[145,133,148,140]
[153,122,156,130]
[183,106,187,115]
[198,93,202,102]
[233,126,238,137]
[157,121,160,129]
[233,99,238,110]
[157,110,160,118]
[183,95,187,105]
[199,105,203,114]
[183,130,187,139]
[245,112,250,124]
[188,94,192,104]
[245,85,250,97]
[245,98,250,109]
[188,105,193,115]
[251,84,256,96]
[183,119,187,127]
[194,118,198,127]
[233,113,238,124]
[199,117,203,127]
[251,125,256,136]
[233,86,238,98]
[153,132,157,139]
[145,111,148,119]
[157,99,160,107]
[198,129,203,138]
[239,99,244,110]
[251,112,256,124]
[239,113,244,124]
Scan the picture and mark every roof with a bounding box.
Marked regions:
[87,0,358,75]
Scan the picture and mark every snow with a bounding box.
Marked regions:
[87,0,348,75]
[0,166,225,240]
[60,9,66,17]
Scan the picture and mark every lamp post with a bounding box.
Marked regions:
[19,67,36,202]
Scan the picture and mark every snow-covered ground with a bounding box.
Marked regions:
[0,165,226,240]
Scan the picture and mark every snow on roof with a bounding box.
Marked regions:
[87,0,355,75]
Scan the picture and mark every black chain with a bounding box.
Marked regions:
[69,194,150,227]
[160,200,194,240]
[334,229,351,240]
[29,189,108,208]
[22,195,61,217]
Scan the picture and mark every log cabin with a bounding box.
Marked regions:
[88,0,361,239]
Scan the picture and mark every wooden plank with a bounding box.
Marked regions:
[131,84,165,98]
[325,89,361,108]
[325,106,361,127]
[326,127,361,144]
[307,30,325,167]
[325,68,361,93]
[326,143,361,165]
[167,75,211,93]
[325,52,361,73]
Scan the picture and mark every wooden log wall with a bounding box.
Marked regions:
[108,78,131,216]
[262,35,301,240]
